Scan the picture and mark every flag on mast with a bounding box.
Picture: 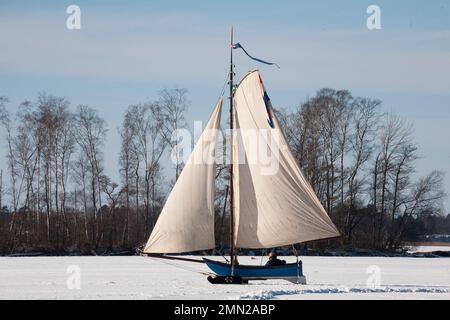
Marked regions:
[232,42,280,68]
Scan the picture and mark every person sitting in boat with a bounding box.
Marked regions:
[265,252,286,267]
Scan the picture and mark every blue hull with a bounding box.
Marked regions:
[203,258,306,283]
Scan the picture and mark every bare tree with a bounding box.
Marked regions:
[159,88,189,181]
[283,100,326,200]
[373,113,414,247]
[0,97,9,213]
[119,115,134,247]
[101,176,123,251]
[56,111,76,241]
[72,153,90,243]
[120,105,142,242]
[0,97,21,247]
[390,170,446,248]
[0,98,6,229]
[75,105,107,248]
[343,98,380,242]
[137,103,165,234]
[122,102,165,238]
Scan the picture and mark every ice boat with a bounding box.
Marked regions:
[141,28,340,284]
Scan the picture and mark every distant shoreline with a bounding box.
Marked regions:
[2,249,450,258]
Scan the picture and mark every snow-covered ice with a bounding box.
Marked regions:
[1,256,449,300]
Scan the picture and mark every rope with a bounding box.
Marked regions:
[219,70,229,97]
[221,254,229,263]
[292,245,300,280]
[260,249,267,266]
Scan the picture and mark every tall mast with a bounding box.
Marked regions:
[229,26,235,273]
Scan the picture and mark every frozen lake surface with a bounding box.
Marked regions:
[1,256,449,300]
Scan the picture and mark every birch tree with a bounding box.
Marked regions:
[75,105,107,248]
[159,88,189,181]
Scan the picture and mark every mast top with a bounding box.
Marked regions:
[231,26,234,47]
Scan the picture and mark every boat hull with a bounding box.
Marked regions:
[203,258,306,284]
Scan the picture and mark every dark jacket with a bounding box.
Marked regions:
[265,258,286,267]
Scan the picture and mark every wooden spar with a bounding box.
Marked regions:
[229,26,236,275]
[144,253,206,264]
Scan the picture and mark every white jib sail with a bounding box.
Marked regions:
[143,98,223,253]
[233,71,340,249]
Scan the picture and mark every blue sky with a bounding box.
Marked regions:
[0,0,449,210]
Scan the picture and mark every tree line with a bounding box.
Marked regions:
[277,89,446,250]
[0,89,447,255]
[0,90,188,254]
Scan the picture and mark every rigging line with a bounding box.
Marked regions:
[219,70,230,98]
[221,253,230,263]
[260,249,267,266]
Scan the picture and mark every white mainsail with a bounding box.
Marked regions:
[143,98,223,253]
[232,70,340,249]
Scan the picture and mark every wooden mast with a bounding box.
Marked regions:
[229,26,235,275]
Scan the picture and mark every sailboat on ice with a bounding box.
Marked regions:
[142,29,340,284]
